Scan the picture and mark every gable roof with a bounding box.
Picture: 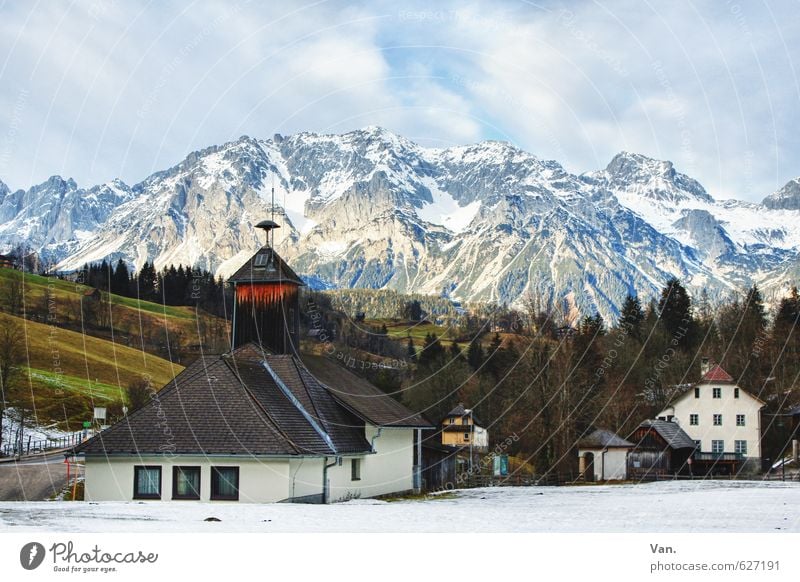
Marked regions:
[578,429,634,449]
[227,247,304,285]
[634,419,696,450]
[700,364,734,384]
[74,344,381,457]
[443,403,482,426]
[74,355,305,456]
[300,355,433,429]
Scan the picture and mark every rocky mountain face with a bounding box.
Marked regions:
[2,127,799,321]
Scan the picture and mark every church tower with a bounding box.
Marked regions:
[228,220,304,354]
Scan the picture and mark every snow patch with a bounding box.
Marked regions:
[416,177,480,234]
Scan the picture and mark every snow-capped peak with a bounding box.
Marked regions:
[762,177,800,210]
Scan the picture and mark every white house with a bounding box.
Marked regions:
[577,429,634,481]
[656,361,765,474]
[73,226,433,503]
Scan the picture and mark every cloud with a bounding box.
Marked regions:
[0,0,797,203]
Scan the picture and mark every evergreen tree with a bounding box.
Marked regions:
[466,338,485,370]
[417,332,445,366]
[449,340,462,361]
[137,261,157,301]
[657,278,695,349]
[406,337,416,362]
[619,294,644,338]
[111,259,130,296]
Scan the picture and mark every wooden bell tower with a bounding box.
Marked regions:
[228,220,304,354]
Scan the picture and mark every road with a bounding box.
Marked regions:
[0,450,83,501]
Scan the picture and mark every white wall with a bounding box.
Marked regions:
[578,448,629,481]
[288,458,324,501]
[327,426,415,501]
[659,382,763,462]
[84,456,291,503]
[84,427,418,503]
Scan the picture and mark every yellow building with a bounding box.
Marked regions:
[440,403,488,451]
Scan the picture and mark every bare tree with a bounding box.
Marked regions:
[125,377,153,413]
[2,274,23,315]
[0,316,24,452]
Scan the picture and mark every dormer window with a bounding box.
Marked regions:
[253,254,268,267]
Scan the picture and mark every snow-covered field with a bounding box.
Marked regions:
[1,480,798,533]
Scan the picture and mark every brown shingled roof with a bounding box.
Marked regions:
[75,344,423,458]
[227,247,304,285]
[75,355,303,456]
[300,355,433,429]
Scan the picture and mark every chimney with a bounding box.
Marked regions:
[700,357,710,376]
[227,219,304,354]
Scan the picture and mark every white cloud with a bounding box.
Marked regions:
[0,0,797,203]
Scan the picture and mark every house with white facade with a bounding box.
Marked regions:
[73,221,433,502]
[656,360,765,474]
[577,429,634,481]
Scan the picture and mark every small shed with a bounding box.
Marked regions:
[0,254,16,269]
[577,429,634,481]
[83,288,102,301]
[627,419,696,478]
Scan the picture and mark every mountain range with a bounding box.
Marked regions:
[2,126,800,322]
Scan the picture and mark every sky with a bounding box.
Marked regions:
[0,0,798,202]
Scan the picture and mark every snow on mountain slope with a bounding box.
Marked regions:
[2,128,800,320]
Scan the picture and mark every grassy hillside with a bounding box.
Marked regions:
[0,268,196,320]
[1,302,186,429]
[0,267,229,358]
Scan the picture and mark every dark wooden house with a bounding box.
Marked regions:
[228,220,303,354]
[627,419,696,478]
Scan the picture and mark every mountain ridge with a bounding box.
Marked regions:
[2,128,799,321]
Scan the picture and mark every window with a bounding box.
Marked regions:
[694,387,700,399]
[210,467,239,500]
[172,466,201,500]
[461,417,468,425]
[735,440,748,455]
[253,253,268,267]
[736,414,746,427]
[694,440,702,450]
[689,414,699,426]
[713,387,722,399]
[133,466,161,499]
[734,388,740,399]
[712,440,724,454]
[351,459,361,481]
[713,414,722,426]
